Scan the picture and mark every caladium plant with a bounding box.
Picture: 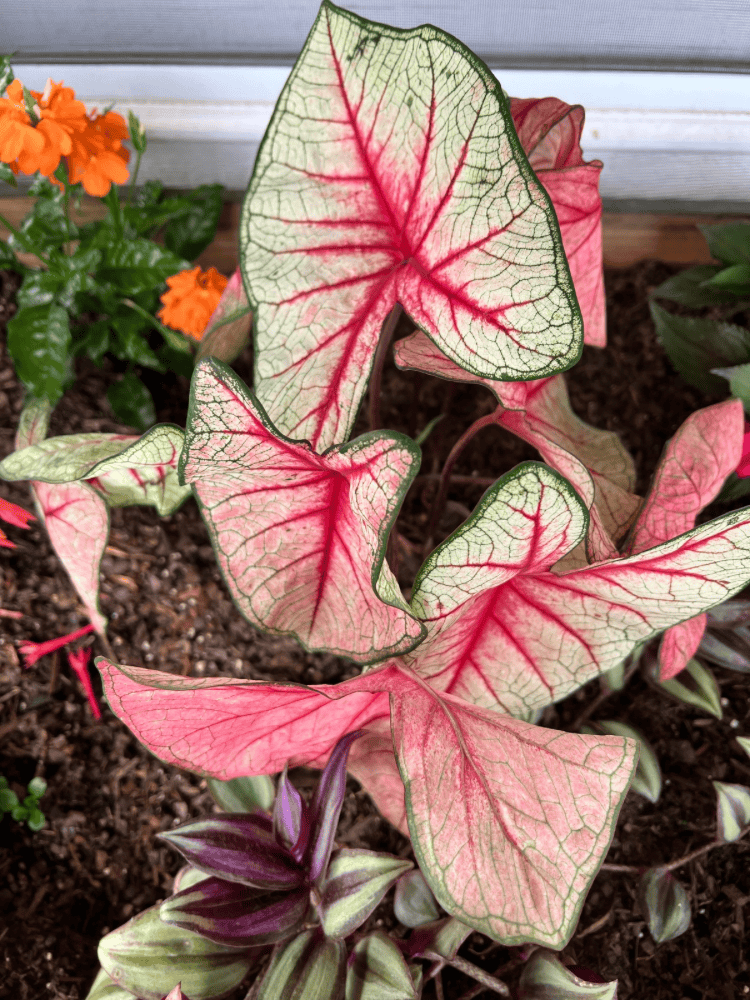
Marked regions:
[89,0,750,954]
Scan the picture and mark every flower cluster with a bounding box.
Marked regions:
[0,78,129,195]
[158,266,229,340]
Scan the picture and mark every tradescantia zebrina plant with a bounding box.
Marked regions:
[6,0,750,961]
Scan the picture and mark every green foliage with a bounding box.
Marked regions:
[1,123,225,423]
[650,222,750,416]
[0,775,47,830]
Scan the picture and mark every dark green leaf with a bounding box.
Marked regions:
[107,372,156,430]
[28,175,58,198]
[99,238,188,296]
[0,56,13,96]
[110,313,166,371]
[16,270,64,309]
[0,788,19,811]
[0,239,23,271]
[11,195,76,254]
[705,262,750,297]
[651,265,738,307]
[650,300,750,393]
[716,471,750,503]
[699,222,750,265]
[73,320,111,366]
[26,808,46,831]
[156,343,195,378]
[7,303,73,403]
[164,184,223,260]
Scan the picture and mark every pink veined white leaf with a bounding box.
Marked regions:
[624,399,744,680]
[509,97,605,348]
[179,358,424,662]
[241,0,582,452]
[393,330,639,566]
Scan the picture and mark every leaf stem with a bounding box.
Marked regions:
[368,303,402,432]
[600,823,750,875]
[423,950,510,997]
[423,412,498,558]
[127,148,144,208]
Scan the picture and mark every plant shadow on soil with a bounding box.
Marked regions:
[1,261,749,999]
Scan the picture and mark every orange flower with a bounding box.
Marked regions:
[0,80,45,175]
[68,109,130,196]
[0,78,88,177]
[158,267,229,340]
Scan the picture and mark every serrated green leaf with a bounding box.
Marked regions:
[320,849,413,939]
[107,372,156,431]
[714,781,750,842]
[393,869,440,928]
[638,867,691,943]
[518,948,617,999]
[206,774,275,813]
[699,222,750,265]
[7,302,73,403]
[164,184,223,261]
[346,931,419,1000]
[650,300,750,394]
[659,658,723,718]
[596,720,661,804]
[85,968,137,1000]
[651,265,737,307]
[98,903,253,1000]
[713,362,750,411]
[257,930,346,1000]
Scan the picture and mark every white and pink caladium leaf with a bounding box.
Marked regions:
[0,425,191,517]
[625,399,744,680]
[408,461,750,716]
[196,267,253,366]
[240,0,582,452]
[389,669,636,946]
[394,330,639,564]
[179,358,424,661]
[95,656,636,947]
[510,97,605,348]
[32,480,109,636]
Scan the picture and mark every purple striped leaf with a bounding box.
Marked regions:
[273,767,310,861]
[408,462,750,715]
[306,730,363,884]
[179,358,424,661]
[241,1,582,452]
[346,931,420,1000]
[160,877,309,947]
[159,814,305,889]
[256,930,346,1000]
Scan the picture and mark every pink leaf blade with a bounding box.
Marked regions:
[509,97,605,347]
[346,716,408,836]
[241,3,582,451]
[658,614,708,682]
[33,480,108,636]
[409,464,750,715]
[181,359,424,662]
[95,658,398,779]
[627,399,744,556]
[390,672,637,945]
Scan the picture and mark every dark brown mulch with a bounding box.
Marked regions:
[1,258,749,1000]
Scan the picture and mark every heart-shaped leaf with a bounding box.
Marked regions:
[390,671,637,946]
[714,781,750,842]
[179,358,424,661]
[510,97,605,348]
[96,658,396,777]
[394,332,638,561]
[32,480,109,635]
[0,433,138,483]
[408,462,750,716]
[241,1,582,451]
[320,848,412,939]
